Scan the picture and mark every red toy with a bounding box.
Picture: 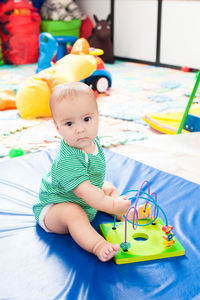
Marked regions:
[162,225,173,234]
[181,66,190,72]
[0,0,40,64]
[80,16,93,39]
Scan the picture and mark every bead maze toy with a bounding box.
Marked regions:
[100,181,185,264]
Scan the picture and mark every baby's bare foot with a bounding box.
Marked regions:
[93,240,120,262]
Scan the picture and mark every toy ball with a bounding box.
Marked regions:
[9,147,24,158]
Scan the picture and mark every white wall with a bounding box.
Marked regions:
[78,0,200,68]
[160,0,200,69]
[114,0,158,62]
[76,0,111,25]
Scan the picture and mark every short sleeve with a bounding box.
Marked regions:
[56,154,89,192]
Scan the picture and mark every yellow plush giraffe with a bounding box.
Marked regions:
[16,38,97,119]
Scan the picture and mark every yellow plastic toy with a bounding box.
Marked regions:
[89,48,104,56]
[143,105,200,134]
[16,38,97,119]
[143,71,200,134]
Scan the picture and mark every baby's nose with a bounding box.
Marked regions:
[76,126,85,133]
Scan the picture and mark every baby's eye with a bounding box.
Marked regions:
[65,121,72,126]
[84,116,91,122]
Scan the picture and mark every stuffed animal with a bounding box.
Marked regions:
[88,14,114,63]
[40,0,86,21]
[16,38,97,119]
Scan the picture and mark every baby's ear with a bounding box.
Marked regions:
[54,120,59,131]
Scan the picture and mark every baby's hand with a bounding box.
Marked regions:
[117,204,151,221]
[102,181,120,197]
[113,196,131,214]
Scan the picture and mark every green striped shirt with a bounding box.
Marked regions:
[33,137,106,223]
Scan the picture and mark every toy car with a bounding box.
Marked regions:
[83,56,112,93]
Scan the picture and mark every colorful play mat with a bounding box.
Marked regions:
[0,60,199,159]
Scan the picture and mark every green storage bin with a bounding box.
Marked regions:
[41,19,81,38]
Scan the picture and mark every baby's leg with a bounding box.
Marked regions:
[44,202,120,262]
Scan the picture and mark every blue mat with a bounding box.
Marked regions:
[0,148,200,300]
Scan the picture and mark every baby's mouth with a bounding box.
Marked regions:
[77,137,88,141]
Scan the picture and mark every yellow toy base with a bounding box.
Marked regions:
[143,105,200,134]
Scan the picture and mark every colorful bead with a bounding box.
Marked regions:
[120,242,131,251]
[162,225,173,234]
[163,233,174,241]
[163,239,175,247]
[163,234,168,240]
[141,203,151,215]
[151,216,158,224]
[167,233,174,241]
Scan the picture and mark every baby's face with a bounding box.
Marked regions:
[54,93,99,152]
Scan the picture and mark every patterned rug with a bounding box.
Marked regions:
[0,60,198,159]
[98,61,199,121]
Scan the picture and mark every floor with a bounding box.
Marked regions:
[0,60,199,184]
[110,132,200,185]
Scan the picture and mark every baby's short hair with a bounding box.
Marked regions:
[49,82,96,117]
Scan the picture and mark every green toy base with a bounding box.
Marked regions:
[100,217,185,264]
